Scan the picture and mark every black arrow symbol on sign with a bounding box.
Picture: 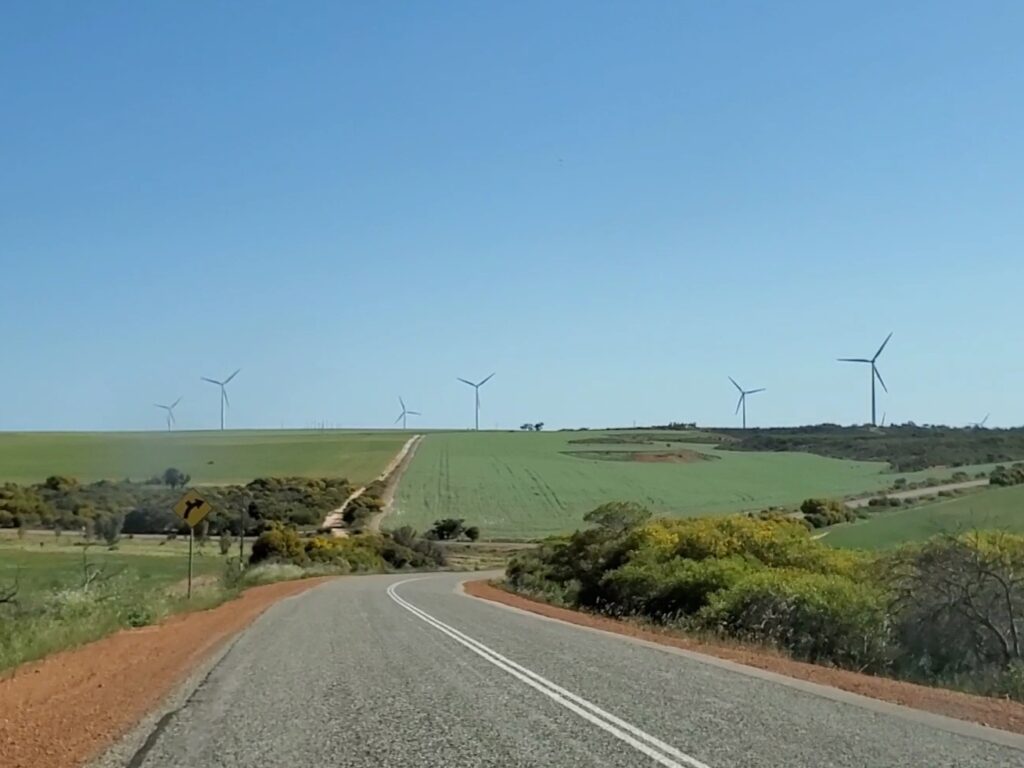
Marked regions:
[184,499,205,517]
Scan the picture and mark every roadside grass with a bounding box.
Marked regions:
[391,431,999,539]
[826,483,1024,549]
[0,429,410,486]
[0,532,234,672]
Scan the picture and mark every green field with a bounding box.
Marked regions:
[390,431,940,539]
[0,430,410,486]
[0,531,228,596]
[827,484,1024,550]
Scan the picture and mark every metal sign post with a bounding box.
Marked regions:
[173,489,213,600]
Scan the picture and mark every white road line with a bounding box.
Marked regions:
[387,578,712,768]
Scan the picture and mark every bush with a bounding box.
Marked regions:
[697,569,891,671]
[428,518,467,540]
[465,526,480,542]
[249,524,307,565]
[94,513,125,546]
[799,498,856,528]
[219,531,233,555]
[599,556,754,620]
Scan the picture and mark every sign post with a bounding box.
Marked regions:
[173,489,213,599]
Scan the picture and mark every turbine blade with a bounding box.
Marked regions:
[171,397,182,409]
[201,377,221,385]
[223,368,241,384]
[478,372,496,387]
[170,411,176,425]
[154,403,166,410]
[222,387,230,407]
[728,376,742,392]
[457,378,475,387]
[747,388,766,395]
[873,332,893,361]
[735,394,744,415]
[982,413,990,426]
[407,410,421,416]
[873,365,888,393]
[837,358,871,363]
[399,396,406,410]
[394,413,404,424]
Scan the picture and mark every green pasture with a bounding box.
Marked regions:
[827,484,1024,550]
[390,431,924,539]
[0,430,409,486]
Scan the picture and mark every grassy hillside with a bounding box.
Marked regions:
[0,430,409,486]
[391,431,917,539]
[827,484,1024,550]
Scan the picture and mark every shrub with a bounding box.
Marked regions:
[218,531,233,555]
[698,569,892,671]
[599,556,754,620]
[428,518,467,540]
[94,513,125,546]
[249,524,307,565]
[465,526,480,542]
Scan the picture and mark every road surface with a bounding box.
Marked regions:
[124,573,1023,768]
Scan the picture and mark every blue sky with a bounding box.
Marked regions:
[2,2,1022,431]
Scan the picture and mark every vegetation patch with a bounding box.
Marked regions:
[723,424,1024,473]
[562,449,716,464]
[506,503,1024,701]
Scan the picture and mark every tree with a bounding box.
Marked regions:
[534,422,544,432]
[464,526,480,542]
[582,501,651,534]
[162,468,190,490]
[520,423,534,431]
[428,518,467,541]
[95,513,125,546]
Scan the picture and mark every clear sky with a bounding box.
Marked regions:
[2,2,1022,432]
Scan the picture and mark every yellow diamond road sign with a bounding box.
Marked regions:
[173,489,212,528]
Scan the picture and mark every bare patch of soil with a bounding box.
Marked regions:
[464,580,1024,736]
[0,577,332,768]
[563,449,714,464]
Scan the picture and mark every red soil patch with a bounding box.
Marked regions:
[0,577,332,768]
[464,580,1024,735]
[631,450,708,463]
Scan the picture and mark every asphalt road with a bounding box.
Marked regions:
[127,573,1024,768]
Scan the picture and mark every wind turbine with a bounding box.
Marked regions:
[394,397,421,430]
[970,414,990,429]
[201,369,240,430]
[457,372,495,431]
[154,397,182,432]
[728,377,765,430]
[838,332,892,427]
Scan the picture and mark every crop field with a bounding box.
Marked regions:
[826,484,1024,550]
[390,431,936,539]
[0,430,410,486]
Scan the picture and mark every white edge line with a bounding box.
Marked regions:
[387,578,712,768]
[456,577,1024,753]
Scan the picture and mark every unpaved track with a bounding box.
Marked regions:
[0,578,332,768]
[321,434,422,531]
[368,433,424,532]
[114,573,1023,767]
[845,479,989,509]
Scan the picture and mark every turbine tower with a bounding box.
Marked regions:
[729,377,765,430]
[154,397,182,432]
[457,372,495,431]
[394,397,421,430]
[201,369,240,431]
[838,332,892,427]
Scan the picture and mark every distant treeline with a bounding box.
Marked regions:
[0,474,353,536]
[720,424,1024,472]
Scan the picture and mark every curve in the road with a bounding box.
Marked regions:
[387,578,710,768]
